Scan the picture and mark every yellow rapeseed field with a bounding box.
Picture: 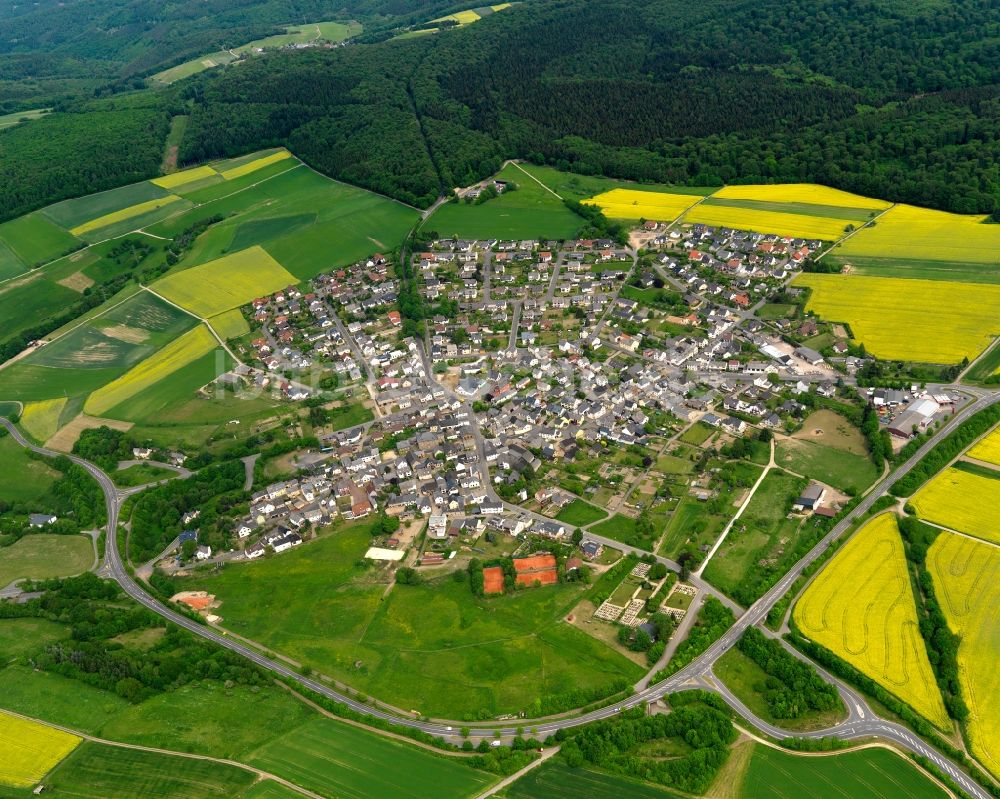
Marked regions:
[433,9,481,24]
[928,532,1000,778]
[837,204,1000,264]
[0,710,81,788]
[19,397,67,442]
[69,196,183,237]
[220,150,293,180]
[713,183,891,211]
[910,467,1000,544]
[208,309,251,340]
[151,165,218,189]
[966,425,1000,467]
[793,514,950,728]
[794,273,1000,363]
[153,246,297,318]
[583,188,702,222]
[684,203,847,240]
[84,325,217,416]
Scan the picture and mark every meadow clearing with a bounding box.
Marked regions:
[0,710,81,788]
[245,717,496,799]
[967,425,1000,466]
[583,187,702,222]
[794,273,1000,363]
[793,514,950,728]
[910,467,1000,544]
[153,247,297,317]
[429,164,583,239]
[0,534,94,587]
[84,324,218,416]
[928,532,1000,778]
[739,744,948,799]
[186,521,641,719]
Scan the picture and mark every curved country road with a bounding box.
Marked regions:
[2,395,996,799]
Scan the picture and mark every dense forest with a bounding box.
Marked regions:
[0,0,997,223]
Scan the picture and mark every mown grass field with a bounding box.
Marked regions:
[793,514,949,728]
[583,187,702,222]
[835,204,1000,265]
[0,213,80,271]
[428,164,583,239]
[246,717,495,799]
[0,435,60,503]
[153,247,296,318]
[928,532,1000,778]
[0,535,94,587]
[740,743,948,799]
[0,710,80,788]
[186,521,640,718]
[84,324,218,416]
[712,183,891,210]
[44,742,255,799]
[775,437,878,493]
[967,425,1000,466]
[910,467,1000,544]
[504,762,686,799]
[794,273,1000,363]
[554,498,606,526]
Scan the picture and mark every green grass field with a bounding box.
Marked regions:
[679,422,714,446]
[554,499,606,526]
[0,273,82,347]
[0,620,65,661]
[41,181,170,231]
[825,254,1000,285]
[740,744,948,799]
[702,470,806,599]
[245,717,495,799]
[0,535,94,587]
[111,463,178,487]
[0,213,80,271]
[775,437,878,493]
[185,521,640,718]
[0,436,59,502]
[701,196,873,222]
[100,681,312,760]
[238,782,307,799]
[427,164,584,239]
[658,495,727,560]
[504,761,686,799]
[0,108,50,130]
[518,163,715,203]
[0,665,128,734]
[44,742,256,799]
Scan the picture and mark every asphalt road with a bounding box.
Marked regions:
[2,390,997,799]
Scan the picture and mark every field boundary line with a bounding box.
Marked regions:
[816,203,897,262]
[472,745,559,799]
[913,519,1000,551]
[0,706,326,799]
[508,161,563,200]
[139,285,243,366]
[958,336,1000,382]
[30,284,144,349]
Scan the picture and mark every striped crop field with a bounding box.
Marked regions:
[929,532,1000,778]
[794,273,1000,363]
[19,397,68,442]
[84,325,217,416]
[584,188,702,222]
[910,467,1000,544]
[208,309,251,340]
[712,183,891,210]
[966,426,1000,467]
[433,8,481,24]
[69,196,183,237]
[685,203,852,240]
[220,150,293,181]
[151,165,218,189]
[0,710,81,788]
[794,514,950,728]
[152,246,297,317]
[836,204,1000,265]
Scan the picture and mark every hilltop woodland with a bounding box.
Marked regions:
[1,0,999,222]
